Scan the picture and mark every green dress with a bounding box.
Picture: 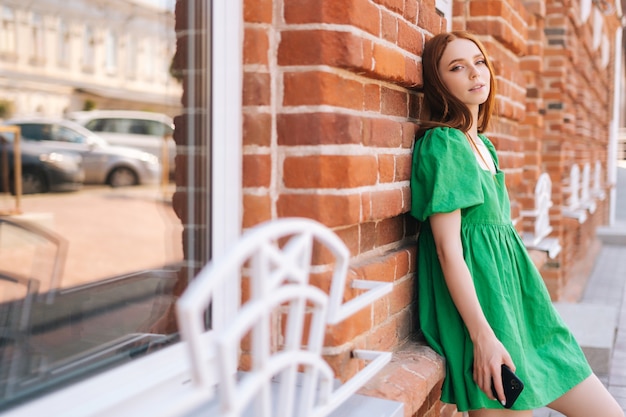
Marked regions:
[410,127,592,411]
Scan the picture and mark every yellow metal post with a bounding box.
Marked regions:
[0,125,22,215]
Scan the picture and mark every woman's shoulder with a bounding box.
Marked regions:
[417,127,467,151]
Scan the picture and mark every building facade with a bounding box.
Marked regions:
[0,0,181,118]
[171,0,624,416]
[1,0,623,416]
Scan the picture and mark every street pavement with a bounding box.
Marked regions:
[534,162,626,417]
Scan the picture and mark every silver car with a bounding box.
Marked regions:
[5,118,161,187]
[67,110,176,176]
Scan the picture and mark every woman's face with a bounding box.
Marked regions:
[437,38,491,110]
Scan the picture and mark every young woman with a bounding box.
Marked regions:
[410,31,624,417]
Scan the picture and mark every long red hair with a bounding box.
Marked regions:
[419,31,496,136]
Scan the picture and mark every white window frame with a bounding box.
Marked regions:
[31,12,45,62]
[83,25,95,69]
[125,35,138,79]
[3,0,243,415]
[0,6,16,55]
[105,30,118,74]
[435,0,453,31]
[57,19,70,66]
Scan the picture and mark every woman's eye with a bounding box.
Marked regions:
[451,65,463,71]
[476,59,486,65]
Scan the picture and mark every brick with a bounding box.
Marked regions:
[372,43,408,84]
[283,71,364,110]
[381,86,408,117]
[389,276,413,315]
[243,111,271,147]
[284,0,380,36]
[365,83,381,112]
[364,189,405,220]
[352,250,398,283]
[360,221,377,253]
[243,72,271,106]
[242,154,271,188]
[376,0,404,14]
[277,112,363,146]
[277,193,361,227]
[243,27,269,65]
[333,225,360,257]
[381,11,398,43]
[278,30,366,70]
[417,3,443,34]
[363,117,403,147]
[402,121,419,148]
[324,305,373,345]
[405,56,421,87]
[404,0,418,24]
[469,0,505,17]
[374,215,405,245]
[283,155,378,188]
[244,0,273,23]
[396,152,412,181]
[366,317,399,351]
[378,154,395,183]
[397,18,424,56]
[242,194,272,228]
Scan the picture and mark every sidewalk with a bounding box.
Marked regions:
[534,163,626,416]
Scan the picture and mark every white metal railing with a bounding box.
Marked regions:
[520,173,562,258]
[562,164,588,223]
[592,160,607,200]
[580,162,597,213]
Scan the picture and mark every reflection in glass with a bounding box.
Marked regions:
[0,0,196,412]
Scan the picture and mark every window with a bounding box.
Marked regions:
[83,25,95,72]
[126,36,137,79]
[143,39,156,80]
[105,30,118,74]
[0,0,242,415]
[0,6,16,56]
[58,19,70,66]
[30,13,45,65]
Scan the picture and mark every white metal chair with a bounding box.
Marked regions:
[176,218,395,417]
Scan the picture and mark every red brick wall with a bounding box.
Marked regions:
[172,0,622,415]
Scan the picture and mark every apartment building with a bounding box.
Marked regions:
[0,0,181,118]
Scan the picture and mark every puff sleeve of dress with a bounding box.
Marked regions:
[410,127,485,221]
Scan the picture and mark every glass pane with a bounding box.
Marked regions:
[0,0,209,411]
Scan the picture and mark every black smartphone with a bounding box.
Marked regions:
[491,364,524,409]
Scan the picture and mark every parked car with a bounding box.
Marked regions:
[67,110,175,175]
[0,135,84,195]
[4,118,161,187]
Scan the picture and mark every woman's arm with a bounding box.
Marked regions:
[429,209,514,404]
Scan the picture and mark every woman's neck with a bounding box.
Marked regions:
[467,107,479,138]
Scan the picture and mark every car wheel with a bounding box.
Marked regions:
[20,170,49,194]
[107,167,138,187]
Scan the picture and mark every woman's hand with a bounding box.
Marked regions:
[472,328,515,405]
